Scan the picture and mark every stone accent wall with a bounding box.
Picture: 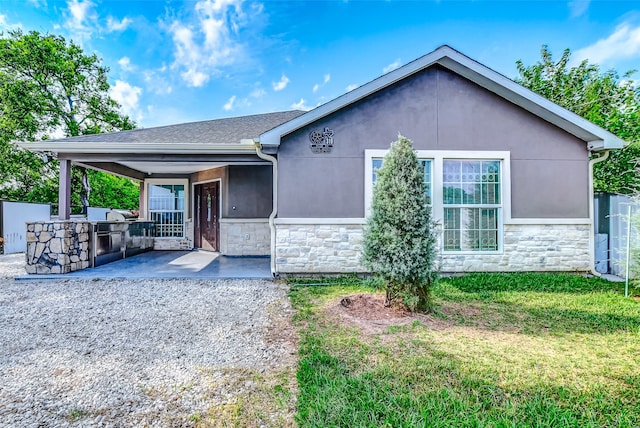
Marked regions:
[438,224,590,272]
[275,223,366,273]
[220,219,270,256]
[25,221,91,274]
[153,220,193,250]
[275,222,591,274]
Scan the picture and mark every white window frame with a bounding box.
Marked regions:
[145,178,189,239]
[365,150,511,254]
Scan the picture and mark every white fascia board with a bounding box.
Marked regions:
[16,141,258,154]
[259,45,626,150]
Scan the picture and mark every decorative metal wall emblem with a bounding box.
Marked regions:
[309,127,335,153]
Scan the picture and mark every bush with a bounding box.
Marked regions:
[362,135,438,311]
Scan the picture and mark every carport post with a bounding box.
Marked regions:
[58,159,72,220]
[138,181,145,219]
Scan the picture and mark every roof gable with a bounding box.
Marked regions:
[259,45,624,151]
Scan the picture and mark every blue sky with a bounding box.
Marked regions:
[1,0,639,128]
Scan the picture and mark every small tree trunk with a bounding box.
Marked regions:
[80,168,90,214]
[384,281,393,307]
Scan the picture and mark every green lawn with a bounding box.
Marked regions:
[290,273,640,428]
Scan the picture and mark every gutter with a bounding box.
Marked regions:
[588,150,610,277]
[253,140,278,278]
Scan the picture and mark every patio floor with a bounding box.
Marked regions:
[15,250,272,280]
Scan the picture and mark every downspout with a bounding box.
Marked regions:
[589,150,610,277]
[254,141,278,278]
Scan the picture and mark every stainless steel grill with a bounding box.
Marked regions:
[92,220,154,267]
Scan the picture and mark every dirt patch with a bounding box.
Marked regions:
[324,293,452,335]
[338,294,408,320]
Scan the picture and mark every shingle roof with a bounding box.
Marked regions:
[50,110,306,145]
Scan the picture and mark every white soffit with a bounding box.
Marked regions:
[118,161,227,175]
[259,45,625,151]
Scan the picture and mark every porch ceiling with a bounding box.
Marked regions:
[72,157,270,180]
[118,161,232,175]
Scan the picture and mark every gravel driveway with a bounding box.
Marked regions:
[0,255,297,427]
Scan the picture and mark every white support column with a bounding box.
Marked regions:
[58,159,72,220]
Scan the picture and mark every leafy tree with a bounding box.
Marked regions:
[362,135,438,312]
[515,45,640,194]
[0,30,137,211]
[86,170,139,210]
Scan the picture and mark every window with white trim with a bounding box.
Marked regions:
[442,160,501,251]
[148,184,185,238]
[365,150,507,254]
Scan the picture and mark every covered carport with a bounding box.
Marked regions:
[17,111,304,276]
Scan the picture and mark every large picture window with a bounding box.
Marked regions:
[365,150,508,254]
[148,184,185,238]
[442,160,501,251]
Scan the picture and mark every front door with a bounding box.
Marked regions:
[194,181,220,251]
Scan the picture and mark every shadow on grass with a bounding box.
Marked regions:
[291,273,640,427]
[295,335,639,428]
[434,273,640,335]
[443,272,623,294]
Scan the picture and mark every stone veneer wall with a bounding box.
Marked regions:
[153,220,194,250]
[220,219,270,256]
[25,221,91,274]
[439,224,590,272]
[274,222,590,274]
[275,222,366,273]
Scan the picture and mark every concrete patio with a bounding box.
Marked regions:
[15,250,272,280]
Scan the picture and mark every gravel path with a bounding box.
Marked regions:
[0,254,296,427]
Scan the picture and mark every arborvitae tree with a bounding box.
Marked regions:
[362,135,438,312]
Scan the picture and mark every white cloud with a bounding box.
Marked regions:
[251,88,266,98]
[143,68,173,95]
[346,84,358,92]
[223,95,236,111]
[573,22,640,66]
[110,80,143,121]
[383,59,401,74]
[118,57,134,71]
[313,73,331,93]
[568,0,590,18]
[168,0,253,87]
[27,0,47,7]
[106,16,132,32]
[63,0,99,42]
[0,13,22,30]
[272,74,289,91]
[291,98,312,111]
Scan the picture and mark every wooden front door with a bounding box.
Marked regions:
[194,181,220,251]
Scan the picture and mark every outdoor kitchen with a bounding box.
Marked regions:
[25,210,154,274]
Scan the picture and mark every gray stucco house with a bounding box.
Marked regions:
[20,45,625,276]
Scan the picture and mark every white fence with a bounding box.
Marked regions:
[1,201,51,254]
[1,203,116,254]
[594,193,639,277]
[87,207,111,221]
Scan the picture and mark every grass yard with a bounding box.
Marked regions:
[290,273,640,428]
